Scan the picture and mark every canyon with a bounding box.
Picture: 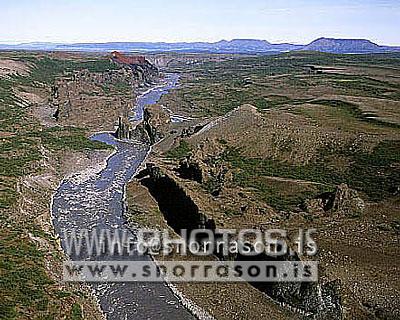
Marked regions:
[1,49,399,320]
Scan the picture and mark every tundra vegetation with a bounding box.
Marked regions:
[0,52,126,319]
[161,51,400,210]
[138,51,400,318]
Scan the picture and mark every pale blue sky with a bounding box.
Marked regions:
[1,0,399,45]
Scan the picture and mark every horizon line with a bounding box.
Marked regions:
[1,37,399,47]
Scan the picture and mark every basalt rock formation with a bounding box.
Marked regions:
[175,139,231,196]
[138,163,213,232]
[50,67,134,131]
[115,116,132,140]
[128,104,171,144]
[143,104,171,144]
[330,183,365,215]
[50,54,159,132]
[236,249,343,319]
[137,161,343,319]
[111,51,158,85]
[304,183,365,216]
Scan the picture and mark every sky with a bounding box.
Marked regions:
[1,0,399,45]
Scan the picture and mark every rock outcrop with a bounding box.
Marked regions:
[175,139,231,197]
[331,183,365,215]
[138,163,214,232]
[129,104,171,144]
[111,51,158,85]
[143,104,171,144]
[115,116,132,140]
[138,162,343,319]
[264,276,342,319]
[50,67,134,131]
[304,183,365,216]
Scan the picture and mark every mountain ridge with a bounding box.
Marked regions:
[1,38,399,54]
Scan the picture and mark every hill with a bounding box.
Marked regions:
[302,37,386,53]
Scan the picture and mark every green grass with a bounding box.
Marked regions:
[69,303,83,320]
[223,140,400,208]
[165,140,192,160]
[309,99,400,128]
[0,55,113,209]
[263,95,311,108]
[162,51,400,208]
[0,228,70,319]
[224,208,243,217]
[221,148,336,210]
[33,127,112,151]
[15,56,122,86]
[202,177,221,195]
[344,140,400,200]
[0,227,87,319]
[162,51,400,116]
[249,181,329,212]
[0,128,110,209]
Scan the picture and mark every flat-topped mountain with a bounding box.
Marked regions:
[303,37,384,53]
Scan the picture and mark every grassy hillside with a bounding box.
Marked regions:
[0,52,119,319]
[162,51,400,211]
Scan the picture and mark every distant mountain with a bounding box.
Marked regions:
[53,39,301,54]
[213,39,302,52]
[0,38,398,54]
[214,39,271,52]
[0,42,62,51]
[302,37,389,53]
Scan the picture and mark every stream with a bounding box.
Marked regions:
[52,73,195,319]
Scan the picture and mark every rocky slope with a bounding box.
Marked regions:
[126,92,400,319]
[50,53,158,133]
[0,51,158,319]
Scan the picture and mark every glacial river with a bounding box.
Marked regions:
[52,74,195,319]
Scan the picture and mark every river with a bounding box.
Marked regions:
[52,73,195,319]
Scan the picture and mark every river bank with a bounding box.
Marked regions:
[51,74,200,320]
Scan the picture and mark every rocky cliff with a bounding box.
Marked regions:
[50,55,159,133]
[111,51,158,85]
[135,161,343,319]
[125,104,171,143]
[50,67,134,132]
[304,184,365,216]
